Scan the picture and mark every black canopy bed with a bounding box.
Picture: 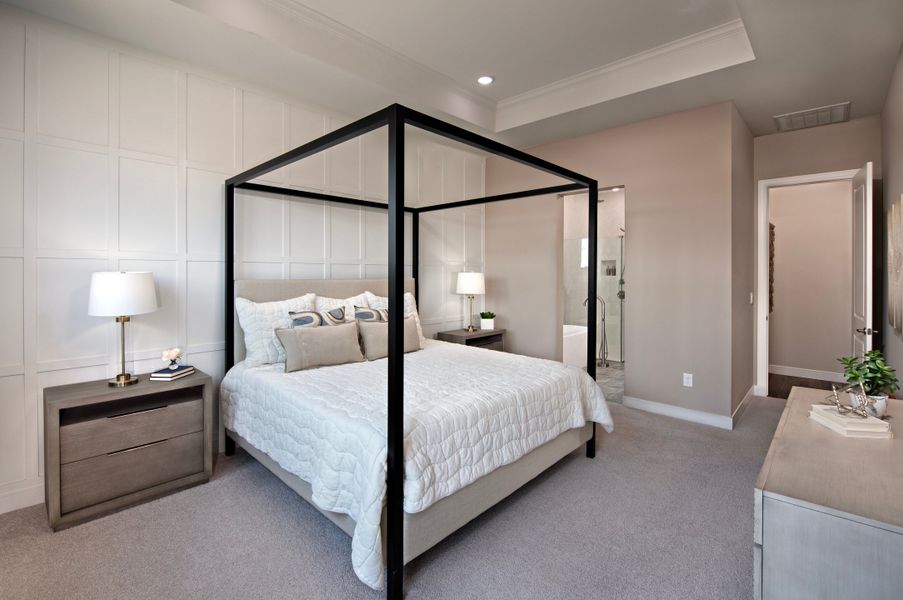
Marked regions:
[222,104,611,599]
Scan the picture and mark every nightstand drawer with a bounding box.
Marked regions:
[60,396,203,464]
[60,431,204,513]
[473,339,504,351]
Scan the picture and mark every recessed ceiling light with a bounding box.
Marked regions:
[477,75,494,85]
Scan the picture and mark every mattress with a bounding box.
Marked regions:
[221,339,613,590]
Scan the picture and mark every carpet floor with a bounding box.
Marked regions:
[0,396,785,600]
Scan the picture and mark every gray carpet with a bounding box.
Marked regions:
[0,396,784,600]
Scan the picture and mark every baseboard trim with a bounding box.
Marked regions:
[623,395,733,430]
[731,386,755,427]
[768,365,845,383]
[0,482,44,515]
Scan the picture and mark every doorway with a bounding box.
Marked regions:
[562,187,626,403]
[754,164,875,397]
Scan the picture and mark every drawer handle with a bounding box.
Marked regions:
[107,405,169,419]
[107,439,168,456]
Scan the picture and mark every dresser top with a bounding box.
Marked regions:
[44,370,210,409]
[755,386,903,529]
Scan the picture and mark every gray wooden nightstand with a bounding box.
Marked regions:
[43,370,215,530]
[436,328,506,351]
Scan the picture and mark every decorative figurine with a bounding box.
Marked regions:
[825,381,874,419]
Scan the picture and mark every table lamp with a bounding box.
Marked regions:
[88,271,159,387]
[456,272,485,332]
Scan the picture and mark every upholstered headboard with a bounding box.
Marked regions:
[233,278,416,363]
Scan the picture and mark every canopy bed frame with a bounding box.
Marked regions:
[223,104,598,599]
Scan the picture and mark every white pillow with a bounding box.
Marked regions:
[235,293,316,365]
[316,293,369,321]
[364,291,425,342]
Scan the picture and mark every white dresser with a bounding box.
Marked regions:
[754,387,903,599]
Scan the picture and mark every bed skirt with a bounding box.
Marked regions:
[227,422,593,564]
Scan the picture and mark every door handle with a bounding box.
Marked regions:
[856,328,878,335]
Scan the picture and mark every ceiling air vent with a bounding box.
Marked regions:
[773,101,850,132]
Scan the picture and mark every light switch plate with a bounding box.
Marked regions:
[683,373,693,387]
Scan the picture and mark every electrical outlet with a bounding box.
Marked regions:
[683,373,693,387]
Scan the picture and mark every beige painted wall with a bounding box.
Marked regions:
[882,46,903,375]
[768,181,853,373]
[755,116,882,181]
[485,102,753,418]
[731,105,755,411]
[484,194,564,360]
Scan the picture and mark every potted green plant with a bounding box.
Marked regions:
[838,349,899,418]
[480,311,496,330]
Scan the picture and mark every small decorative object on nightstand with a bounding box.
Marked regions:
[479,311,496,330]
[437,328,506,351]
[162,347,183,370]
[43,369,215,531]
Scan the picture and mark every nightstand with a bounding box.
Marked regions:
[436,328,506,351]
[43,370,215,530]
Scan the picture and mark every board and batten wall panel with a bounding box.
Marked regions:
[0,7,485,515]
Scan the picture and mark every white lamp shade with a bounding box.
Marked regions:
[456,272,485,295]
[88,271,159,317]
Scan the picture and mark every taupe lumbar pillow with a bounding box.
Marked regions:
[275,322,364,372]
[357,316,421,361]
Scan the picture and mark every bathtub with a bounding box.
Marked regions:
[562,324,587,369]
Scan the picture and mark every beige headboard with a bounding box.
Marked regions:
[233,278,416,363]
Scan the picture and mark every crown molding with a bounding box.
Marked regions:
[495,19,755,132]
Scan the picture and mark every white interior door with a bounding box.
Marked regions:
[852,162,874,355]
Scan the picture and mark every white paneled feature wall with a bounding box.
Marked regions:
[0,10,485,514]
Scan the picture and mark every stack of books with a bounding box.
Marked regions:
[149,364,195,382]
[809,404,893,439]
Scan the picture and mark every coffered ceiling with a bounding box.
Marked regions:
[7,0,903,148]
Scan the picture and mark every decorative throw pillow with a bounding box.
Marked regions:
[235,293,316,366]
[289,307,346,328]
[316,294,369,321]
[353,306,383,322]
[275,322,365,373]
[363,291,425,342]
[357,316,421,361]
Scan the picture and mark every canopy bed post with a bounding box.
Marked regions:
[386,105,406,600]
[224,182,236,456]
[586,185,598,458]
[412,211,419,302]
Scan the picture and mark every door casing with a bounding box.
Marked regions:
[754,168,861,397]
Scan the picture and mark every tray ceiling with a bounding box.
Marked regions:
[8,0,903,148]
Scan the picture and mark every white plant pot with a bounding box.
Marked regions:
[480,318,495,330]
[849,392,888,419]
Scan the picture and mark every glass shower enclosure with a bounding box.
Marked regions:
[562,189,625,400]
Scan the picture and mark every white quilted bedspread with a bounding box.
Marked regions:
[221,339,613,590]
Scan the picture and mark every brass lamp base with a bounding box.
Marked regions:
[108,373,139,387]
[465,325,477,332]
[109,315,138,387]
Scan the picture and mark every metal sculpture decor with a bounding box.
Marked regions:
[825,381,874,419]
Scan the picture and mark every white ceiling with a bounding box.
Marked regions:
[6,0,903,148]
[289,0,742,100]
